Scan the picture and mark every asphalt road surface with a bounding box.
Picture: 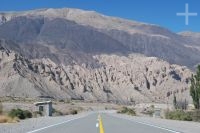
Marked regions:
[27,113,181,133]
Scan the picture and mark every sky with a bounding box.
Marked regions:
[0,0,199,32]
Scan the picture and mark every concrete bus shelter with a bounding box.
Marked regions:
[34,101,53,116]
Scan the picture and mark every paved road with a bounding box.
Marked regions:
[27,113,181,133]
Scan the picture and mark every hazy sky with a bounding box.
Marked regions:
[0,0,199,32]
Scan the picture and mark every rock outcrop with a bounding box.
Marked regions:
[0,46,192,104]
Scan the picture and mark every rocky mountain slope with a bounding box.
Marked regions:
[0,8,200,69]
[179,31,200,52]
[0,8,198,104]
[0,46,192,104]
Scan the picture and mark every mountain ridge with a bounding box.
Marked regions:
[0,8,199,69]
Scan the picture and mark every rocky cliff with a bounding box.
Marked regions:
[0,46,192,104]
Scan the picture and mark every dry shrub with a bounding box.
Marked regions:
[0,115,19,123]
[117,107,136,116]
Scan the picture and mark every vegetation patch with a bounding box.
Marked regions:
[8,109,32,120]
[0,102,19,123]
[33,111,43,118]
[190,65,200,109]
[52,107,81,116]
[117,107,136,116]
[0,115,18,123]
[166,65,200,122]
[188,110,200,122]
[52,108,64,116]
[69,109,78,115]
[165,110,192,121]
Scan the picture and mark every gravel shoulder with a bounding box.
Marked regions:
[0,112,91,133]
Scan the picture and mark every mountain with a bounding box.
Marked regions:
[0,8,199,103]
[0,8,200,69]
[0,16,127,66]
[179,32,200,53]
[0,45,192,104]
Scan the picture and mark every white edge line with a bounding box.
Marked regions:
[133,120,181,133]
[108,114,182,133]
[26,113,93,133]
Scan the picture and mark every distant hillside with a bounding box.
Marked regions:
[0,8,199,69]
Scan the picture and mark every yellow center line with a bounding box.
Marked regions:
[98,114,105,133]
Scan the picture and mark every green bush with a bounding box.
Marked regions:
[8,109,32,119]
[70,109,78,115]
[166,110,200,121]
[165,110,192,121]
[23,110,32,118]
[188,110,200,122]
[117,107,136,116]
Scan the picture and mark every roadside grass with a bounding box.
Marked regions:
[0,102,18,123]
[33,111,43,118]
[0,115,19,123]
[69,109,78,115]
[165,110,200,121]
[117,107,136,116]
[8,109,32,120]
[52,107,82,116]
[165,110,192,121]
[52,108,64,116]
[188,110,200,122]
